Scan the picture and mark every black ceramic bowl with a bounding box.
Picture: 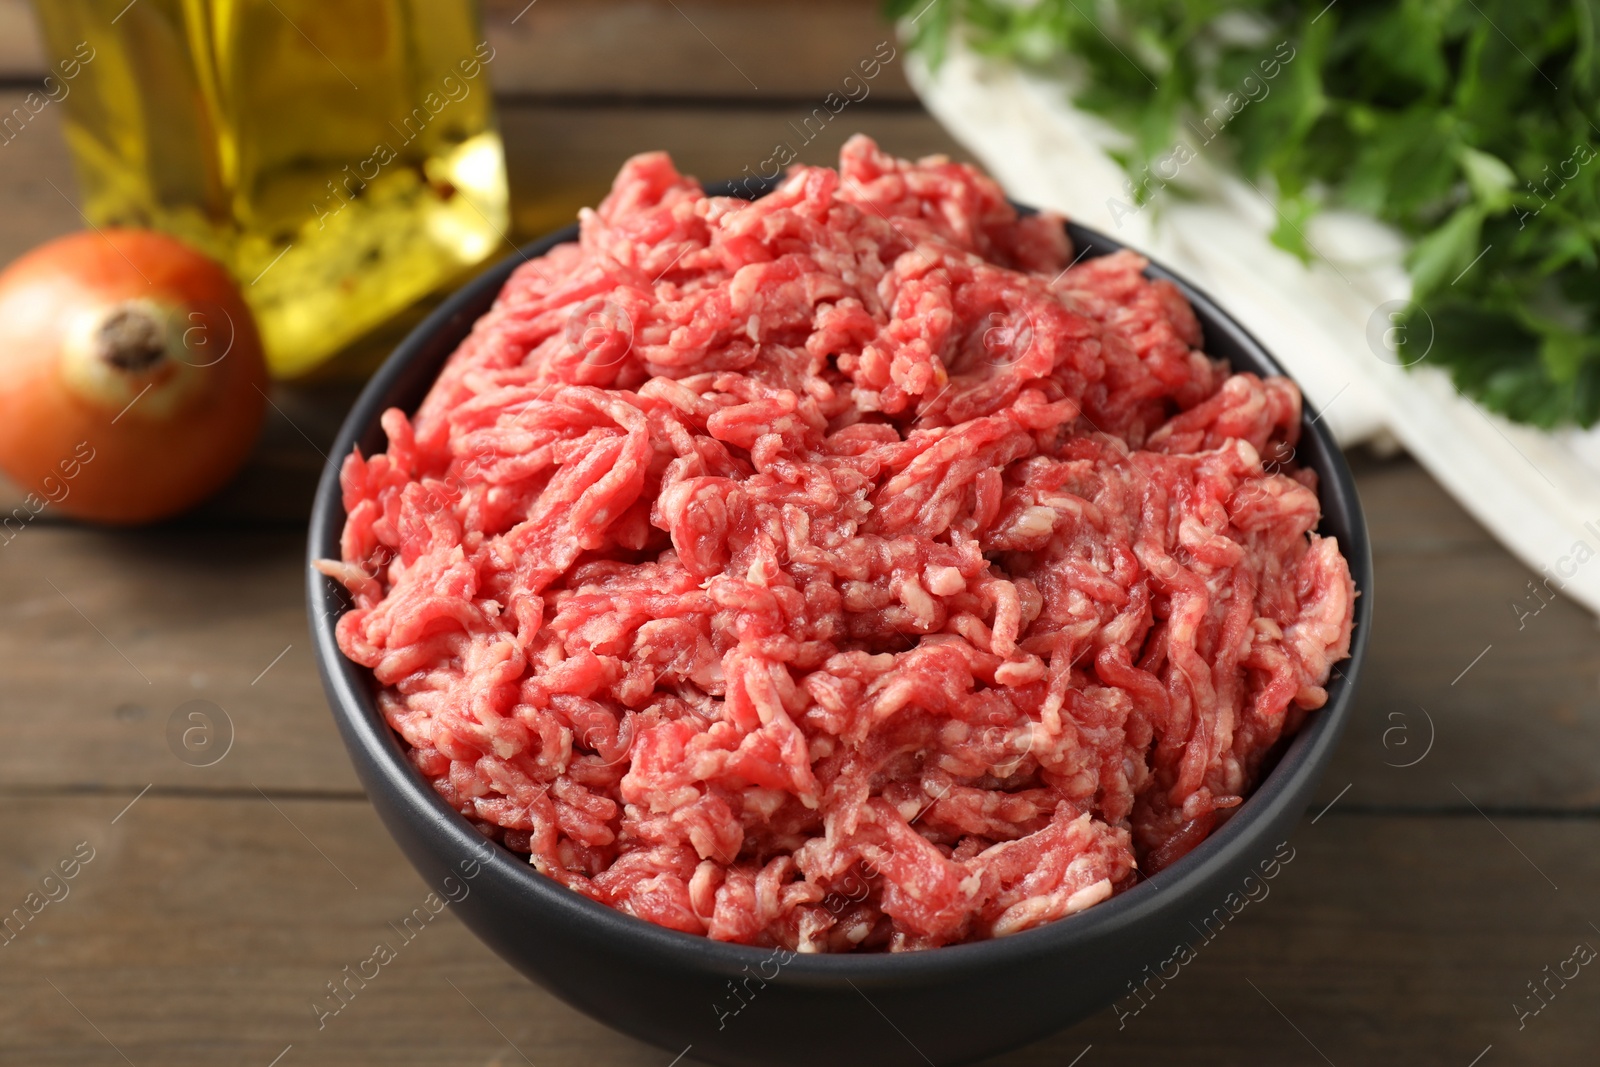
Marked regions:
[308,184,1371,1067]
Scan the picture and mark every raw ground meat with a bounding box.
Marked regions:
[320,136,1355,953]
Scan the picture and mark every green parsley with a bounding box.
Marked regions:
[891,0,1600,427]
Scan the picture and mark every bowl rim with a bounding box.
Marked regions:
[307,186,1372,979]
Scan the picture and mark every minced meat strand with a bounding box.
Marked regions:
[319,136,1355,953]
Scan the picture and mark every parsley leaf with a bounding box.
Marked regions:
[892,0,1600,427]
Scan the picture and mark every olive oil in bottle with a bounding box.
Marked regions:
[31,0,511,377]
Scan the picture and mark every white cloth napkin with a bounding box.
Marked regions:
[908,43,1600,618]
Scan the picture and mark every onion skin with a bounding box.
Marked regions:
[0,229,269,524]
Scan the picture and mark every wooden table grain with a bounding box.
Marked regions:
[2,3,1598,1065]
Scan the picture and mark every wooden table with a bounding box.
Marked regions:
[2,3,1598,1064]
